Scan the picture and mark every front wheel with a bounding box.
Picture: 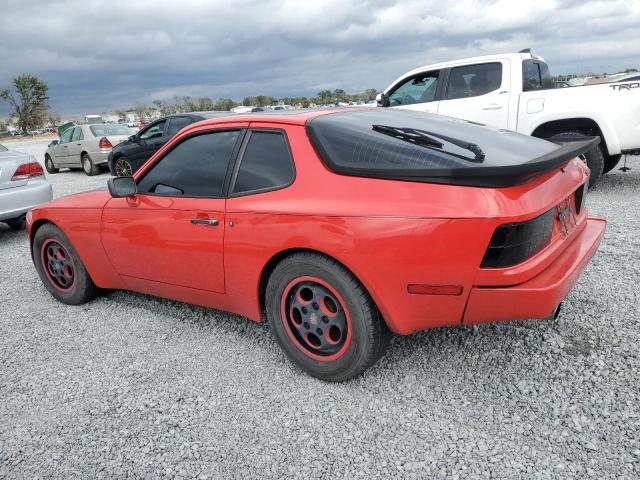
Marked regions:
[266,253,390,381]
[114,156,133,177]
[82,154,99,176]
[33,223,99,304]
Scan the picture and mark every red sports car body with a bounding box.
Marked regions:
[27,109,606,380]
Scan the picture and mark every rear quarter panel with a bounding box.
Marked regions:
[225,123,588,334]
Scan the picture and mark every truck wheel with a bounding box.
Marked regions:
[603,154,622,175]
[45,154,59,174]
[549,131,604,187]
[265,253,391,382]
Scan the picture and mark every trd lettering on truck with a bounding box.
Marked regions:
[610,83,640,91]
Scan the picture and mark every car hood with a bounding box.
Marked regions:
[37,188,111,210]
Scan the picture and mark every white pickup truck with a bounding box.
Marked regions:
[377,50,640,186]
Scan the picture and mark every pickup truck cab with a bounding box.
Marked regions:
[377,50,640,186]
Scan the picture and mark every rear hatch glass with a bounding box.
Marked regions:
[307,109,597,187]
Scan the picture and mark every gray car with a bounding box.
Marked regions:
[0,144,53,230]
[44,123,134,176]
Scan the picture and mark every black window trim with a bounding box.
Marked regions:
[135,127,247,199]
[386,69,446,106]
[227,128,296,198]
[442,61,504,100]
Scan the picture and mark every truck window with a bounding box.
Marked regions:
[445,62,502,100]
[388,71,440,106]
[523,60,552,91]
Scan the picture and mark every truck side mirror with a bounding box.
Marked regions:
[376,93,389,107]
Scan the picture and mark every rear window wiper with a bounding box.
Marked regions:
[372,124,485,163]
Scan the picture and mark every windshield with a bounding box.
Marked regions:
[90,125,133,136]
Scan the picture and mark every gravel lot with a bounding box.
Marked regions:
[1,138,639,479]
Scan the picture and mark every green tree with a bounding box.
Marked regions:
[213,98,237,111]
[0,74,49,134]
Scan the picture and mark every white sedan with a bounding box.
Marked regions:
[0,143,52,230]
[44,123,134,176]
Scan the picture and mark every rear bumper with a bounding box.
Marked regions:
[0,179,53,221]
[88,150,110,165]
[463,217,606,324]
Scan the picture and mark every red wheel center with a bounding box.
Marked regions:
[281,277,352,361]
[41,240,75,291]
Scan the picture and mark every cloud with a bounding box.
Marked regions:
[0,0,638,114]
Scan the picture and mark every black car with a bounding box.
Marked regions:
[108,112,234,176]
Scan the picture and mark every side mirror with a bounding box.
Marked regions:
[49,140,59,147]
[129,134,139,142]
[108,176,137,198]
[376,92,389,107]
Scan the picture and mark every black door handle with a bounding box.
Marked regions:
[190,218,219,226]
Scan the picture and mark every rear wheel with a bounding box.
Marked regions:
[82,154,99,176]
[33,223,99,304]
[114,156,133,177]
[603,154,622,174]
[266,253,390,381]
[549,131,604,187]
[44,154,59,174]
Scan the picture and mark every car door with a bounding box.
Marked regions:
[437,61,510,128]
[387,70,442,113]
[54,127,74,165]
[66,127,84,166]
[101,126,246,293]
[129,119,169,165]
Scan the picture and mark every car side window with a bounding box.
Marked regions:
[71,127,84,142]
[167,117,194,136]
[388,71,440,106]
[137,130,241,197]
[59,128,73,144]
[445,62,502,100]
[232,131,294,195]
[140,120,167,140]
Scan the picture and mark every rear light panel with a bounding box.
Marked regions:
[99,137,113,149]
[11,161,44,181]
[481,209,554,268]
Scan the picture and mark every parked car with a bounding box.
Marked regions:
[108,112,233,176]
[44,123,134,176]
[27,109,605,381]
[0,143,52,230]
[553,81,571,88]
[377,49,640,186]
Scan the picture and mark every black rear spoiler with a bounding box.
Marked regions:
[318,136,599,188]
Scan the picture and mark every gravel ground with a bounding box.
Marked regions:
[1,138,639,479]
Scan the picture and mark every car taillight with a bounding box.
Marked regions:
[481,209,554,268]
[12,161,44,181]
[99,137,112,148]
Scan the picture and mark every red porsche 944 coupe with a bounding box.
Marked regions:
[27,109,606,381]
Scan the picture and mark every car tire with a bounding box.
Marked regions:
[114,156,133,177]
[265,252,391,382]
[44,154,59,174]
[603,154,622,175]
[82,154,99,176]
[32,223,99,305]
[5,215,26,230]
[549,131,604,187]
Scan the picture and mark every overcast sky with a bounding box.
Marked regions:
[1,0,639,115]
